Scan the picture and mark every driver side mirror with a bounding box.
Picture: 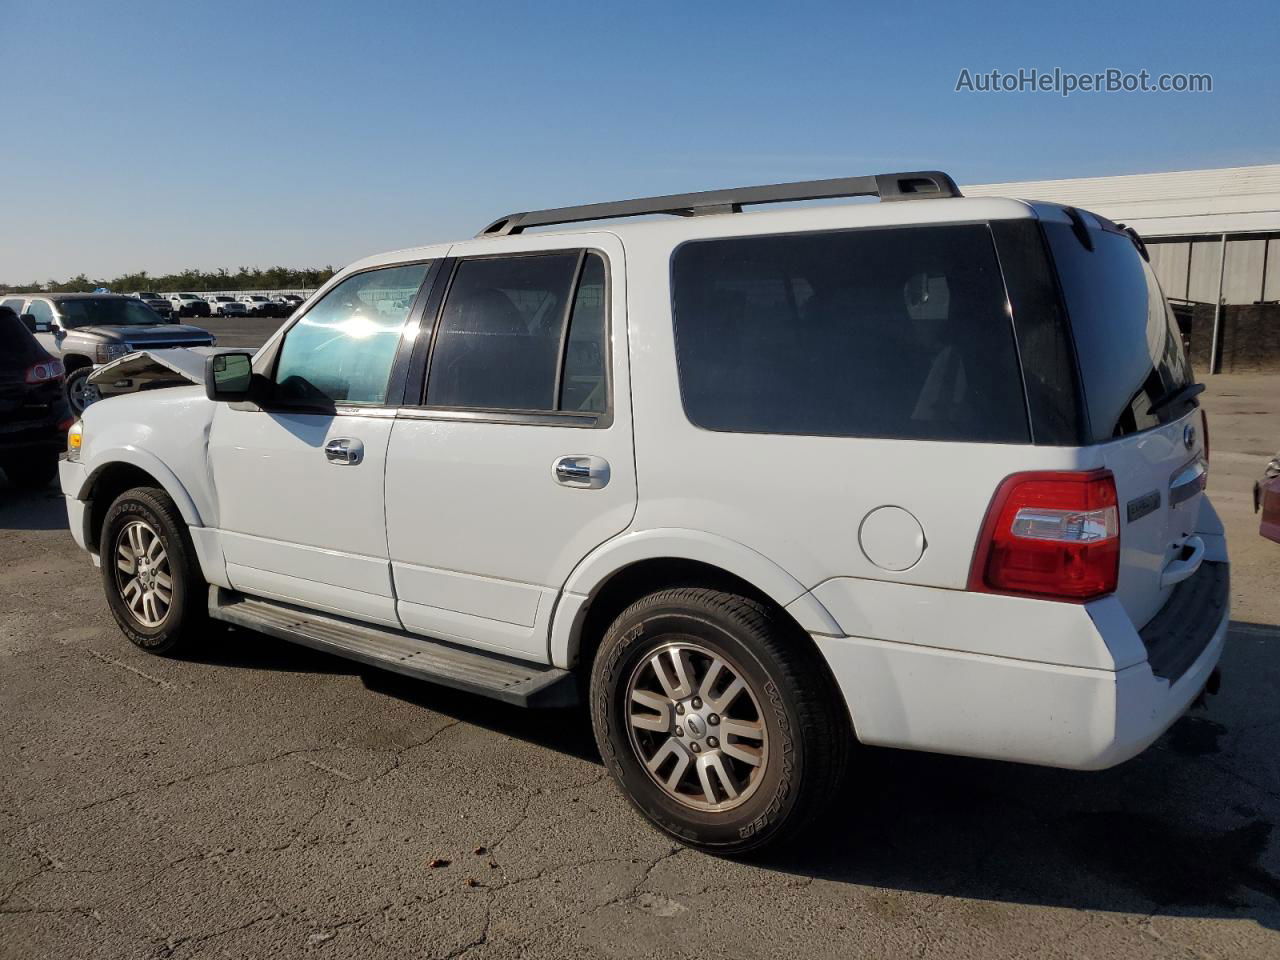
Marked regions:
[205,351,254,402]
[20,313,49,333]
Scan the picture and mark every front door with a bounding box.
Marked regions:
[208,260,436,627]
[384,235,636,660]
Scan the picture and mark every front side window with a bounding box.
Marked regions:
[25,300,55,328]
[273,263,429,405]
[425,252,608,414]
[671,225,1029,442]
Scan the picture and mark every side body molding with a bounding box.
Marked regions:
[549,528,842,668]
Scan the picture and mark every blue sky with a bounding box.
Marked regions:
[3,0,1276,281]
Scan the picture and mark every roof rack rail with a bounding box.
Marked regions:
[476,170,961,237]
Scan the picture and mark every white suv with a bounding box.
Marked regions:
[59,172,1227,853]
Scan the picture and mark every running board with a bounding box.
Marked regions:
[208,589,577,708]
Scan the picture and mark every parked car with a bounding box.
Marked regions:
[128,292,175,320]
[168,293,211,318]
[9,293,214,413]
[207,296,249,317]
[272,294,305,314]
[1256,452,1280,543]
[0,306,71,489]
[238,295,279,317]
[59,171,1226,853]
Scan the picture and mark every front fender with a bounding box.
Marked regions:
[78,445,204,527]
[550,528,842,668]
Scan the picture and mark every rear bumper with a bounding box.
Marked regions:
[810,562,1229,770]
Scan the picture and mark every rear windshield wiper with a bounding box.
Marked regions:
[1147,381,1205,417]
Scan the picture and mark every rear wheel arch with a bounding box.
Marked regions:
[562,555,848,716]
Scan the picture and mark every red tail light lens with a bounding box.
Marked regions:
[25,359,65,383]
[969,470,1119,602]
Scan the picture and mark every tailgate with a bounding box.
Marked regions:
[1101,408,1207,627]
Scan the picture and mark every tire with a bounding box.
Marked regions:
[590,587,849,854]
[100,486,207,655]
[65,366,97,414]
[3,454,59,489]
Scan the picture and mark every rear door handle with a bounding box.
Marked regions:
[325,438,364,465]
[553,455,609,489]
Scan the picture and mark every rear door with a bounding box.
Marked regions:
[383,234,635,661]
[1043,214,1207,628]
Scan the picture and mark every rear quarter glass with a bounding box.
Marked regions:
[1043,222,1194,443]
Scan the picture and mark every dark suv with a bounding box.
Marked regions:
[0,307,71,489]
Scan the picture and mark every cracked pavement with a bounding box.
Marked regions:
[1,360,1278,959]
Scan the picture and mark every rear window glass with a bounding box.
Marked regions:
[1044,223,1194,441]
[671,225,1029,443]
[0,308,39,356]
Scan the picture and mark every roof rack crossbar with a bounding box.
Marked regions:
[476,170,961,237]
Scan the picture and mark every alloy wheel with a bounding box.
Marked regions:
[114,519,173,628]
[625,641,769,812]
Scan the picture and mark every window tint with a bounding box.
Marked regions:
[1044,223,1194,441]
[560,254,608,413]
[2,298,27,313]
[671,225,1029,442]
[0,307,40,356]
[426,253,579,411]
[274,263,429,405]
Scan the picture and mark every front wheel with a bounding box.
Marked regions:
[65,367,98,414]
[590,587,850,854]
[100,486,207,654]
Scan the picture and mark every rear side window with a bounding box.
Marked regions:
[671,225,1029,443]
[1044,223,1194,441]
[425,252,608,414]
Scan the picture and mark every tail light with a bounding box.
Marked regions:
[969,470,1119,602]
[25,359,64,383]
[1200,408,1210,463]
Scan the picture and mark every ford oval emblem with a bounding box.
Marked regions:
[1183,423,1196,450]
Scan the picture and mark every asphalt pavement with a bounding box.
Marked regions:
[1,362,1277,959]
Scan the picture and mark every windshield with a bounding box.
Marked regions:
[249,297,268,302]
[56,298,167,328]
[138,292,160,299]
[1045,222,1194,441]
[177,293,200,300]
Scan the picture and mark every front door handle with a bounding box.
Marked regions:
[553,455,610,489]
[325,437,364,465]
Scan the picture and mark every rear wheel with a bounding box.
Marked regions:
[590,587,850,854]
[100,486,206,654]
[3,454,59,489]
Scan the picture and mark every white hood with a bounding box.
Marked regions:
[88,347,253,396]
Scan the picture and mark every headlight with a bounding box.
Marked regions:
[66,420,83,461]
[95,343,132,363]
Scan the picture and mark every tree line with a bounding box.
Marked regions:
[0,265,337,295]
